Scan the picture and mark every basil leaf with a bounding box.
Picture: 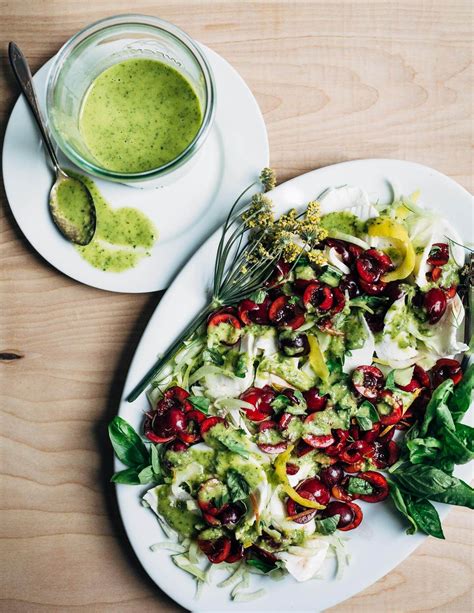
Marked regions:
[391,464,457,497]
[406,437,442,465]
[439,424,474,465]
[429,478,474,508]
[271,395,291,411]
[108,416,148,468]
[234,355,247,379]
[388,480,417,535]
[219,438,249,459]
[188,396,210,414]
[246,556,277,573]
[385,371,397,391]
[355,400,379,431]
[226,469,250,503]
[249,289,267,304]
[449,364,474,422]
[406,498,445,539]
[420,379,454,437]
[111,467,141,485]
[137,465,155,485]
[347,477,374,495]
[150,444,163,477]
[314,515,340,535]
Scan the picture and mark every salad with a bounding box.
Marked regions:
[110,180,473,598]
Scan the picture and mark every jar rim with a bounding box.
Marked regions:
[46,14,216,181]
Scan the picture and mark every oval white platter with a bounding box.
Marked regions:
[2,45,268,293]
[116,159,473,611]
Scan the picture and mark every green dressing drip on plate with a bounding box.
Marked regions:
[79,58,202,173]
[71,174,157,272]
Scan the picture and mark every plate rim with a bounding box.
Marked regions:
[2,44,269,293]
[115,158,473,611]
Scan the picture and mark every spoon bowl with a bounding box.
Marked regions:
[8,42,96,245]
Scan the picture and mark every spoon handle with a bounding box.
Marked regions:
[8,42,61,174]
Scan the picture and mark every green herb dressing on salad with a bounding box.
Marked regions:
[156,485,197,537]
[72,174,156,272]
[321,211,365,236]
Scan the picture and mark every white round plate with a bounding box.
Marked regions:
[2,45,268,293]
[116,160,473,611]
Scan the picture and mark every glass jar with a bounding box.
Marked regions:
[46,14,215,185]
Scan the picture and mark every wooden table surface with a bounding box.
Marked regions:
[1,1,473,611]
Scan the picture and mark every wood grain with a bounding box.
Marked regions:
[1,1,473,611]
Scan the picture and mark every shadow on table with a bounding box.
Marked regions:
[95,290,187,612]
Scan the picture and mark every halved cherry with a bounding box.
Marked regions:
[356,255,380,283]
[286,490,318,524]
[361,422,382,443]
[240,386,275,421]
[286,462,300,476]
[156,385,192,415]
[238,297,270,325]
[303,414,335,448]
[325,429,350,457]
[430,266,442,282]
[431,358,463,387]
[247,545,278,565]
[296,440,314,457]
[297,477,330,505]
[257,420,288,454]
[198,531,231,564]
[144,430,175,444]
[427,242,449,266]
[200,416,225,435]
[268,295,305,329]
[399,364,431,392]
[445,286,457,299]
[219,503,245,528]
[267,259,292,286]
[359,278,387,295]
[279,332,310,357]
[197,478,229,516]
[339,275,360,298]
[424,288,447,324]
[207,308,242,344]
[320,501,363,531]
[377,390,403,425]
[331,287,346,314]
[226,539,245,563]
[167,439,189,452]
[303,282,334,311]
[342,460,365,473]
[202,512,221,527]
[319,463,344,488]
[352,365,384,400]
[177,410,203,445]
[356,471,389,503]
[338,440,374,464]
[331,477,354,502]
[303,388,328,413]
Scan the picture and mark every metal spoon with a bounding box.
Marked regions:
[8,42,96,246]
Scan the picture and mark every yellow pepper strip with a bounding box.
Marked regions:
[367,218,416,282]
[274,445,326,510]
[307,334,329,382]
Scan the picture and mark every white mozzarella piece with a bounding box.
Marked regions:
[343,316,375,374]
[276,539,330,582]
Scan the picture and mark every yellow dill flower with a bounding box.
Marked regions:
[242,193,274,229]
[308,250,327,265]
[259,167,277,192]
